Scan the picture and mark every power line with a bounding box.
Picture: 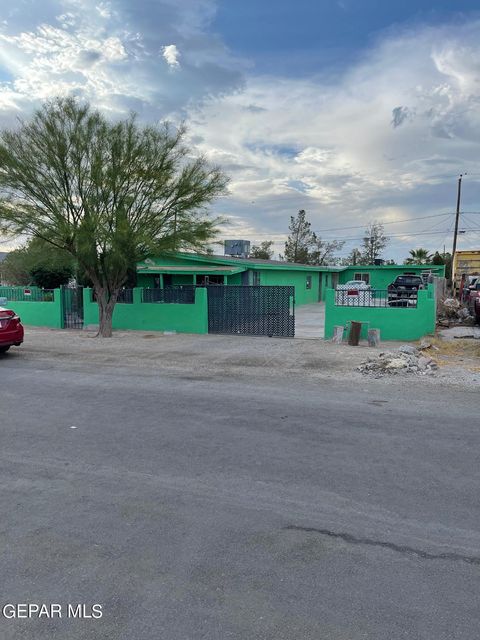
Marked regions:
[416,215,456,235]
[321,228,455,242]
[293,228,467,244]
[461,214,480,229]
[435,219,456,254]
[313,212,452,233]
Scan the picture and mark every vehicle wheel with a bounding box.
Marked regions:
[0,346,10,353]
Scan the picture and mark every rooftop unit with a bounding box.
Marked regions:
[224,240,250,258]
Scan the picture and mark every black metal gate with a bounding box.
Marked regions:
[62,286,84,329]
[207,285,295,337]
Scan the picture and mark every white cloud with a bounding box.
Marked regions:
[96,2,112,19]
[1,5,480,259]
[0,0,242,118]
[187,20,480,258]
[162,44,180,69]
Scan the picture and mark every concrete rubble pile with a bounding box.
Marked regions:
[357,344,438,377]
[437,298,475,327]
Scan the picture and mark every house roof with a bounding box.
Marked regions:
[165,253,347,272]
[343,264,445,271]
[138,252,444,274]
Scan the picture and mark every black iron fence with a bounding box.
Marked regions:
[116,288,134,304]
[91,288,134,304]
[62,286,84,329]
[0,287,55,302]
[335,289,418,308]
[207,285,295,337]
[142,286,196,304]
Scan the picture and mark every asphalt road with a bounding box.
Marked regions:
[1,349,479,639]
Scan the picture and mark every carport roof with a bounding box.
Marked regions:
[137,265,247,275]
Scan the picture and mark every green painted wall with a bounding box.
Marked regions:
[339,265,445,289]
[324,286,436,341]
[227,273,243,285]
[319,272,340,301]
[256,269,319,305]
[137,274,155,287]
[2,289,63,328]
[83,288,208,334]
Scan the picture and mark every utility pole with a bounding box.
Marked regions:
[451,174,464,295]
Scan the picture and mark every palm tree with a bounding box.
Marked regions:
[404,248,432,265]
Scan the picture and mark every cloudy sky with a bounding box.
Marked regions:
[1,0,480,260]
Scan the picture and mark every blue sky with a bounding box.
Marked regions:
[215,1,480,75]
[1,1,480,260]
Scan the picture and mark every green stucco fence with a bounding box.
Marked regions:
[83,288,208,333]
[0,286,208,333]
[324,286,436,341]
[0,287,63,328]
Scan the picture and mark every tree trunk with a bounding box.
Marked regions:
[95,288,118,338]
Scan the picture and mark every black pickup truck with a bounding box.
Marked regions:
[387,274,424,303]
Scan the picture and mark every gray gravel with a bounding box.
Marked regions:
[10,326,480,387]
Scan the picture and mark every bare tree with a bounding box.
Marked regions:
[309,235,345,265]
[0,98,227,336]
[361,222,389,264]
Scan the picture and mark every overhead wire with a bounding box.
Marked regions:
[313,212,452,233]
[320,228,455,242]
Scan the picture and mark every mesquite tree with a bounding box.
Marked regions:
[0,98,227,336]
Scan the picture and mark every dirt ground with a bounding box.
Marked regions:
[10,326,480,388]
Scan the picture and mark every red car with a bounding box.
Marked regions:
[0,306,24,353]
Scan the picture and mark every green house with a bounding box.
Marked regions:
[136,253,445,306]
[136,253,345,305]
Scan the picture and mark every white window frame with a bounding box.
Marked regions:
[354,272,370,284]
